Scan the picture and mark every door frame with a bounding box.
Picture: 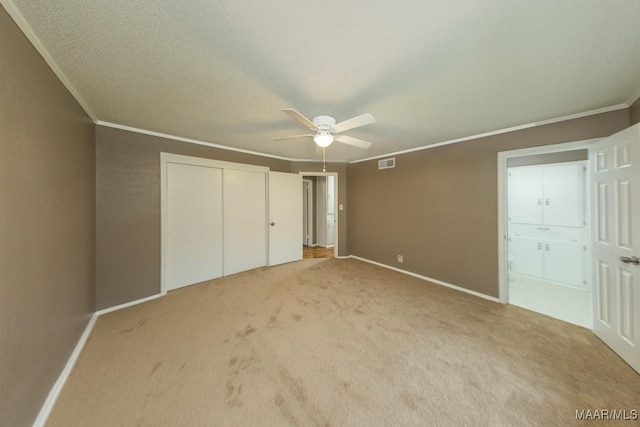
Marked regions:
[299,172,339,257]
[160,153,269,294]
[497,139,599,304]
[303,179,313,246]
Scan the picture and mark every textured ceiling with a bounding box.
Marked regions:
[6,0,640,161]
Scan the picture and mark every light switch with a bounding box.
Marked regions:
[339,204,344,211]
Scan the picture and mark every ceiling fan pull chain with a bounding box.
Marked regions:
[323,147,326,172]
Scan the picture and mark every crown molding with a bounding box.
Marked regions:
[97,121,304,162]
[626,84,640,107]
[350,103,629,164]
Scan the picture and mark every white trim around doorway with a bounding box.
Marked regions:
[497,138,600,304]
[298,172,339,258]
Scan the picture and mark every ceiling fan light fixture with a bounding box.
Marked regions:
[314,131,334,147]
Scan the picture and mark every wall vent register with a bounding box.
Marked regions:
[378,158,395,170]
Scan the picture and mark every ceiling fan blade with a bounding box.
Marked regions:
[281,108,317,130]
[332,113,375,134]
[335,134,373,149]
[272,134,314,141]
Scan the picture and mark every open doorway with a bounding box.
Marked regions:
[498,141,596,328]
[300,172,338,259]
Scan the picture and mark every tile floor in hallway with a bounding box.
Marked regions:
[509,273,592,328]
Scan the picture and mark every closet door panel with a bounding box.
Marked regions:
[542,163,585,227]
[223,169,267,275]
[166,163,223,290]
[508,167,543,224]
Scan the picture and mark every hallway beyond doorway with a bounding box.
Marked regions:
[303,245,334,259]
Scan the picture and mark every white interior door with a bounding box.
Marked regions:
[269,172,302,266]
[591,123,640,374]
[223,169,267,275]
[166,162,223,290]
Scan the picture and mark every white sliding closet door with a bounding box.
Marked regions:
[224,169,267,275]
[166,163,223,291]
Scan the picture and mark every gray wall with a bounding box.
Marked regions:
[347,110,629,298]
[0,8,95,427]
[96,126,292,309]
[631,98,640,125]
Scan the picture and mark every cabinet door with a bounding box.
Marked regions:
[542,163,585,227]
[509,236,544,277]
[508,167,543,224]
[543,240,586,288]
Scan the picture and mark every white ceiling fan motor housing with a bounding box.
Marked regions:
[313,115,337,131]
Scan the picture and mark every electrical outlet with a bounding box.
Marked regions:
[397,255,403,263]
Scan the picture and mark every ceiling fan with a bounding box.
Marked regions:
[274,108,375,149]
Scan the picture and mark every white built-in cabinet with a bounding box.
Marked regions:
[508,161,588,290]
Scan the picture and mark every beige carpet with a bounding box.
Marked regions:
[47,259,640,426]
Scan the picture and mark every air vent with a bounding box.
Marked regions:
[378,158,395,170]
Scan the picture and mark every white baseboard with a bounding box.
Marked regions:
[33,291,166,426]
[95,292,166,316]
[349,256,501,303]
[33,312,98,427]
